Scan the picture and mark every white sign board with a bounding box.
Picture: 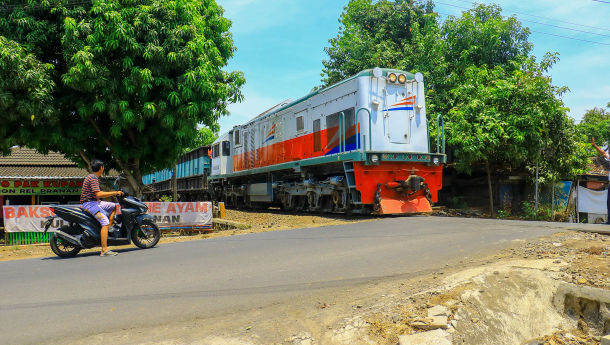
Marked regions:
[2,202,213,233]
[576,186,607,215]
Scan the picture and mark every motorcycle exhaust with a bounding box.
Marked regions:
[55,230,82,247]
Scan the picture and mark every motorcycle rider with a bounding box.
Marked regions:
[80,159,123,256]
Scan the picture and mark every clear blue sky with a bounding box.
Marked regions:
[217,0,610,135]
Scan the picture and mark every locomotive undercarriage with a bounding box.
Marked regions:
[210,161,372,214]
[209,159,438,215]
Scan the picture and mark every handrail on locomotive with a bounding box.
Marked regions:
[356,107,372,152]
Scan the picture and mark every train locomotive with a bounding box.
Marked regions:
[207,67,446,214]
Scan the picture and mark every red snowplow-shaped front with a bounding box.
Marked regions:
[353,162,442,215]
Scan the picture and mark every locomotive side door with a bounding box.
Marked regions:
[384,84,412,144]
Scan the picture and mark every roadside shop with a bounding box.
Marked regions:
[0,147,93,243]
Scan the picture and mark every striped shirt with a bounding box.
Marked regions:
[80,174,101,203]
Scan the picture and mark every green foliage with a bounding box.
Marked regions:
[0,0,244,193]
[0,36,55,154]
[322,0,435,86]
[496,209,509,219]
[159,194,173,202]
[521,201,560,221]
[448,55,586,179]
[449,196,467,210]
[185,126,217,153]
[576,105,610,150]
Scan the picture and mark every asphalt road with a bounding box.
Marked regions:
[0,216,593,344]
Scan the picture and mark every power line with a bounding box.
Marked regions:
[434,11,610,46]
[592,0,610,4]
[530,30,610,46]
[436,1,610,39]
[449,0,610,33]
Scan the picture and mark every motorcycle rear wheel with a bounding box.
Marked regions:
[131,219,161,249]
[50,231,81,258]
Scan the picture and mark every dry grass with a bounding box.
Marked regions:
[579,246,605,255]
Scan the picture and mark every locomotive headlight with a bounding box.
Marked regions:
[371,154,379,163]
[387,73,397,83]
[432,157,440,166]
[398,74,407,84]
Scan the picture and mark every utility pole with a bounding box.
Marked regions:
[172,163,178,202]
[535,160,539,213]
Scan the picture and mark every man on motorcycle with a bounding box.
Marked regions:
[80,159,123,256]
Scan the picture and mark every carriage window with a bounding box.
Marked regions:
[296,116,304,132]
[222,141,230,156]
[234,130,240,145]
[313,119,321,152]
[212,144,219,158]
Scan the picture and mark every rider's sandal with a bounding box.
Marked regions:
[100,250,118,257]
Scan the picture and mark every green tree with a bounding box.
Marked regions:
[190,127,218,151]
[448,56,585,215]
[322,0,434,86]
[0,0,244,195]
[576,105,610,148]
[0,36,55,154]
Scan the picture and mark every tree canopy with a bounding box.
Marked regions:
[322,0,585,180]
[576,105,610,146]
[0,0,244,194]
[0,36,55,154]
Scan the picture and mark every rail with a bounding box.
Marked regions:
[436,114,445,154]
[356,107,372,151]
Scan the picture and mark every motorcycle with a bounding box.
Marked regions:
[43,187,161,258]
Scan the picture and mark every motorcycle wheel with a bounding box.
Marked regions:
[50,231,81,258]
[131,219,161,249]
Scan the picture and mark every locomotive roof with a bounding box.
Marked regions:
[211,68,416,144]
[237,68,415,128]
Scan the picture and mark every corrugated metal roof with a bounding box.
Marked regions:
[0,147,89,178]
[586,156,610,176]
[0,147,77,166]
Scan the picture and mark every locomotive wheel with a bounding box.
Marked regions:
[297,196,307,212]
[281,194,294,211]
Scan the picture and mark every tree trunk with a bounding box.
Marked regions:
[78,150,92,173]
[486,161,494,218]
[87,117,144,197]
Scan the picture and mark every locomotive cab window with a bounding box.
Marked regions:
[222,141,230,156]
[234,130,240,145]
[296,116,304,132]
[212,143,220,158]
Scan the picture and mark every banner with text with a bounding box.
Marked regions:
[2,202,212,232]
[0,179,83,195]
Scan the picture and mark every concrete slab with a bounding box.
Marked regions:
[399,329,451,345]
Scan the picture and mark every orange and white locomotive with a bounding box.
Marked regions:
[209,68,446,214]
